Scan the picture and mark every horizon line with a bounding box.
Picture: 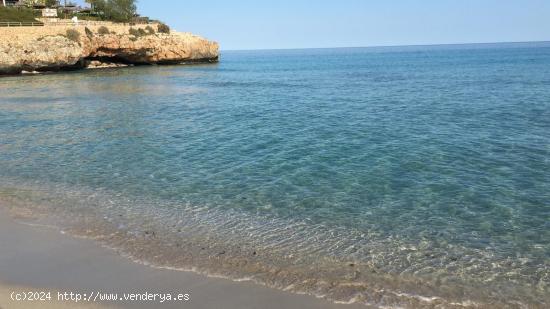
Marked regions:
[220,40,550,52]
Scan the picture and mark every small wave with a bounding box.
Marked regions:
[0,179,547,308]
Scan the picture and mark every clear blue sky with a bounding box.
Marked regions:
[80,0,550,50]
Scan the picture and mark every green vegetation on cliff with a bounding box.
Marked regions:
[0,7,40,23]
[87,0,137,22]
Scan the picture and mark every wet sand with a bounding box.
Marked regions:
[0,207,367,309]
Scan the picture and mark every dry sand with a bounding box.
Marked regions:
[0,207,367,309]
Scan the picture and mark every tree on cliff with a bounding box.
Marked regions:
[20,0,58,8]
[88,0,136,22]
[21,0,40,7]
[45,0,59,7]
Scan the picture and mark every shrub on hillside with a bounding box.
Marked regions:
[129,27,148,37]
[66,29,80,43]
[128,27,140,37]
[97,26,110,35]
[157,23,170,34]
[145,25,155,35]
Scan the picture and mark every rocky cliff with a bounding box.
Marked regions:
[0,23,219,75]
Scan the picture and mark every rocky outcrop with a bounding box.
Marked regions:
[0,35,82,74]
[0,24,219,75]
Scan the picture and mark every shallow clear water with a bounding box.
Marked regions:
[1,43,549,307]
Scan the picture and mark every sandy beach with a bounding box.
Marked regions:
[0,206,366,309]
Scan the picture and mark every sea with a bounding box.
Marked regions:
[1,42,549,308]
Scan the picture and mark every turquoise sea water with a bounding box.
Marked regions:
[1,42,549,307]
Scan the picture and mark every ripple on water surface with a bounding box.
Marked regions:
[1,44,549,307]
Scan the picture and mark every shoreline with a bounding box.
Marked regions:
[0,205,366,309]
[0,178,544,308]
[0,59,219,78]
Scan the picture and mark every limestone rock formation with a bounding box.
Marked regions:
[0,24,219,75]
